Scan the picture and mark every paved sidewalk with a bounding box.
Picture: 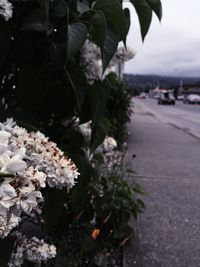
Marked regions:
[123,102,200,267]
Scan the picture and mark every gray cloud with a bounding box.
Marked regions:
[124,0,200,77]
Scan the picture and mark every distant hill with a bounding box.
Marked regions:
[123,74,200,91]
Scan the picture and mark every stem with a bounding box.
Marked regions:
[0,173,14,178]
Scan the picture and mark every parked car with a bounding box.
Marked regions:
[177,95,184,101]
[157,91,175,105]
[183,94,200,104]
[138,93,147,99]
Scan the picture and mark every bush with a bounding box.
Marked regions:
[46,143,144,267]
[105,73,133,147]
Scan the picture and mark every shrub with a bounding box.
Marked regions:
[45,138,144,267]
[105,73,133,147]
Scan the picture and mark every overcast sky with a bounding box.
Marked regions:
[124,0,200,77]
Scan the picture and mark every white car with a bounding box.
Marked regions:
[183,94,200,104]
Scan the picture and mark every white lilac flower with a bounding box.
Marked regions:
[8,233,57,267]
[78,121,92,145]
[11,129,79,189]
[110,46,135,66]
[80,40,102,83]
[0,130,11,144]
[25,166,46,188]
[0,149,27,174]
[0,130,10,154]
[26,237,57,262]
[93,136,121,173]
[102,136,117,152]
[0,214,20,239]
[0,183,17,209]
[16,185,42,213]
[0,0,13,21]
[0,216,8,237]
[80,41,135,82]
[0,118,79,238]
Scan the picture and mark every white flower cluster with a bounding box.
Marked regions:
[78,121,92,146]
[80,40,102,82]
[0,118,79,238]
[96,136,121,171]
[0,0,12,21]
[110,46,135,66]
[101,136,117,153]
[8,233,56,267]
[80,41,135,82]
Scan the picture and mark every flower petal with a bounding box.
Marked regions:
[6,160,27,174]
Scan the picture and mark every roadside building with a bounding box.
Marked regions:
[181,84,200,95]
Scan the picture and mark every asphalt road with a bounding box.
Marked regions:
[123,100,200,267]
[135,98,200,140]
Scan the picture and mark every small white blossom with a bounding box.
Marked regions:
[101,136,117,152]
[110,46,135,66]
[80,41,135,82]
[0,214,20,239]
[8,233,57,267]
[78,121,92,145]
[0,149,27,174]
[0,183,17,209]
[80,40,102,83]
[16,185,42,213]
[93,136,121,172]
[0,0,13,21]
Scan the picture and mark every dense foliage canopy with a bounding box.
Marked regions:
[0,0,162,266]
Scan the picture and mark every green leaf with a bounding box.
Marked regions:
[0,236,14,265]
[22,8,48,32]
[48,39,67,70]
[38,0,50,24]
[52,0,69,18]
[0,17,11,71]
[90,10,107,50]
[88,81,108,127]
[67,22,88,62]
[130,0,152,40]
[64,66,88,112]
[70,156,93,212]
[63,129,84,154]
[44,188,66,233]
[77,0,90,12]
[124,8,131,38]
[90,116,110,152]
[102,24,119,72]
[93,0,126,43]
[147,0,162,20]
[17,65,75,120]
[87,81,110,151]
[17,66,44,113]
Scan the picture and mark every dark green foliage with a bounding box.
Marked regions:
[0,17,11,72]
[0,0,161,265]
[90,10,106,49]
[88,81,110,152]
[0,236,15,266]
[105,72,133,147]
[93,0,127,43]
[90,165,144,245]
[44,188,66,233]
[130,0,162,40]
[46,149,144,267]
